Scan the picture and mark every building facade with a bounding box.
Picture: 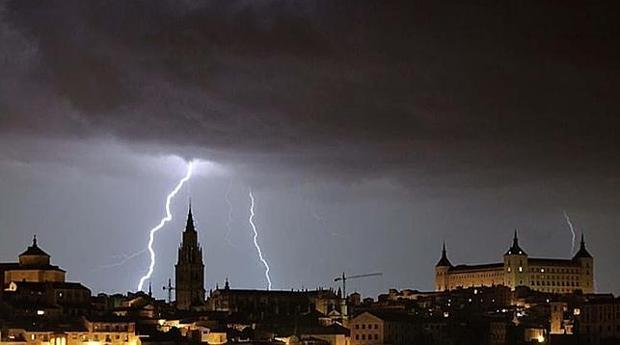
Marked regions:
[0,236,65,286]
[0,316,140,345]
[577,297,620,345]
[0,237,91,318]
[206,283,343,322]
[349,311,419,345]
[435,231,594,294]
[175,205,206,310]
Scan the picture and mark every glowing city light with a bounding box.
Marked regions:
[562,210,576,254]
[137,161,194,291]
[248,189,273,290]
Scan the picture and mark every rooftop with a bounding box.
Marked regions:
[19,235,50,257]
[450,263,504,272]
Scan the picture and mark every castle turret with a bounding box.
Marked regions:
[503,229,528,290]
[435,242,452,291]
[573,233,594,293]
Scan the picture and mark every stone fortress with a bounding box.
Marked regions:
[435,230,594,294]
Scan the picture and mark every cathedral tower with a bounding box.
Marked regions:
[175,204,205,310]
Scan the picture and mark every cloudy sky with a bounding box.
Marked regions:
[0,1,618,298]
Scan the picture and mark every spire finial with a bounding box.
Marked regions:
[185,201,196,232]
[148,281,152,297]
[513,229,519,246]
[581,233,586,247]
[442,241,446,255]
[33,235,37,246]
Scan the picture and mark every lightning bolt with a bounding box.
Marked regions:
[100,249,147,269]
[248,189,272,290]
[562,210,577,254]
[137,161,194,291]
[224,180,237,248]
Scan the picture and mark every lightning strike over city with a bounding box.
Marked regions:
[248,189,273,290]
[137,160,195,291]
[1,2,618,343]
[563,210,577,254]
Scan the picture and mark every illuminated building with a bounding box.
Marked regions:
[174,205,205,310]
[349,311,419,345]
[435,230,594,294]
[0,236,91,317]
[0,236,65,285]
[0,316,139,345]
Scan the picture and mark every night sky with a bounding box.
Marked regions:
[0,1,618,298]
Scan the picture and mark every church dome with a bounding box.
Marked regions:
[18,235,51,266]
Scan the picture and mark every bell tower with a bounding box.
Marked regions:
[175,204,205,310]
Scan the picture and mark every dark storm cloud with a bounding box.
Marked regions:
[1,1,620,296]
[1,0,619,184]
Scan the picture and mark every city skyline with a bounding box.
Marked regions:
[1,0,619,300]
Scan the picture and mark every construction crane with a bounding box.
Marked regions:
[334,272,383,299]
[162,278,175,304]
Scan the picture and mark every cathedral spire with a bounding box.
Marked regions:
[176,201,205,310]
[185,202,196,232]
